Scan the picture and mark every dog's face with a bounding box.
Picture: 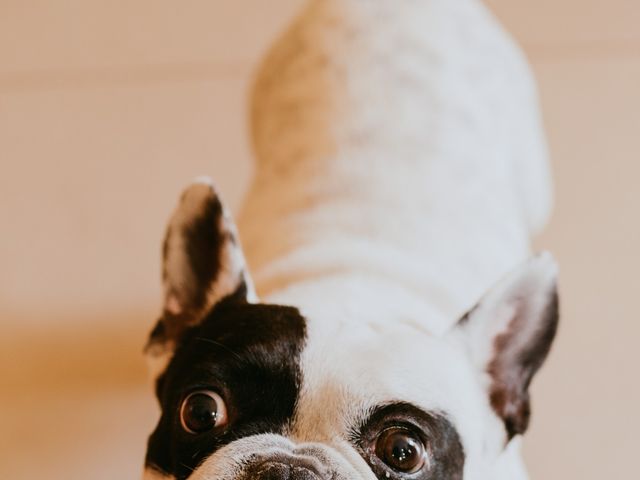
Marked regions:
[143,181,558,480]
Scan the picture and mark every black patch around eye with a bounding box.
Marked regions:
[144,296,307,480]
[352,402,465,480]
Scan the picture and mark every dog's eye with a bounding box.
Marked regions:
[179,390,227,434]
[375,427,427,474]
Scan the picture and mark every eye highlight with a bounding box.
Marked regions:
[179,390,227,434]
[374,427,428,475]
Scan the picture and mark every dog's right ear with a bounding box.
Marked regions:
[145,178,256,374]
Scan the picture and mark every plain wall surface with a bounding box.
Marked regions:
[1,1,639,478]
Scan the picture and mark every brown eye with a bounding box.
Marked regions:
[375,427,427,474]
[179,390,227,434]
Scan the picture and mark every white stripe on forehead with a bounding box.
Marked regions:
[264,273,450,336]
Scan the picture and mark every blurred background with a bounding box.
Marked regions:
[1,1,638,478]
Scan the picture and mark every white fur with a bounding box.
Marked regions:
[242,0,551,319]
[237,1,552,479]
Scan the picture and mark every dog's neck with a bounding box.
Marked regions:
[239,0,551,324]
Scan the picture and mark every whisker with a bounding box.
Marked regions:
[194,337,245,362]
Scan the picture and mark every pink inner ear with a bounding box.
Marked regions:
[165,293,182,315]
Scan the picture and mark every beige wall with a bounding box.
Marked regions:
[1,1,638,478]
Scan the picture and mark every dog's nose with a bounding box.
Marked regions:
[249,455,325,480]
[253,462,320,480]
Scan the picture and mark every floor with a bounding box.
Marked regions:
[1,1,639,478]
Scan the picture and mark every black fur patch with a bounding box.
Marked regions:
[352,402,465,480]
[162,191,226,319]
[181,194,225,311]
[145,295,307,479]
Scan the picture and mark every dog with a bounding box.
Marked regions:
[143,1,558,479]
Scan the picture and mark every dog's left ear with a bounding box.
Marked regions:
[145,178,256,366]
[452,252,559,441]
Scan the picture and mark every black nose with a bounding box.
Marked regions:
[252,461,320,480]
[246,453,327,480]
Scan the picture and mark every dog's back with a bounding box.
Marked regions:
[239,0,552,325]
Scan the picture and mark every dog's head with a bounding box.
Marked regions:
[143,181,559,480]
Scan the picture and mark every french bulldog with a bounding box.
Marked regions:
[143,1,558,479]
